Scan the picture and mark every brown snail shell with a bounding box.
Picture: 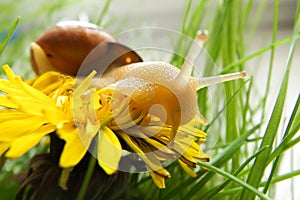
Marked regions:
[30,21,142,76]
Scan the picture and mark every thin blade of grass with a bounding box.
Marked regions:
[214,167,300,199]
[96,0,112,26]
[169,0,192,66]
[263,93,299,193]
[268,94,300,162]
[241,77,253,135]
[269,117,300,162]
[269,126,300,162]
[261,0,279,126]
[243,0,254,30]
[214,187,242,199]
[76,154,97,200]
[169,0,207,67]
[197,161,271,200]
[221,34,300,73]
[247,0,268,44]
[206,1,231,65]
[261,0,280,193]
[260,168,300,186]
[283,133,300,152]
[204,79,249,132]
[0,17,20,55]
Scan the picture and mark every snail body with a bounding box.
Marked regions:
[97,60,245,139]
[106,61,198,127]
[94,32,245,136]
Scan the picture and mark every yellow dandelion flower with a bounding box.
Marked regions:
[0,65,66,158]
[0,65,210,189]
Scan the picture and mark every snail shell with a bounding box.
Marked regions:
[30,20,142,76]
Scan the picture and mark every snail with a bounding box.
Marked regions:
[95,31,246,140]
[30,22,246,141]
[30,20,142,76]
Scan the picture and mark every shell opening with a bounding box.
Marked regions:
[30,42,56,75]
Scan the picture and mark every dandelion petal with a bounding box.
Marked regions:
[98,127,122,175]
[6,124,55,158]
[59,133,89,168]
[149,171,165,189]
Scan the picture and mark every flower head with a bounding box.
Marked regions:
[0,65,209,188]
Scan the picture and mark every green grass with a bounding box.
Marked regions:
[1,0,300,199]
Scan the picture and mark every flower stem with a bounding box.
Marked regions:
[76,154,97,200]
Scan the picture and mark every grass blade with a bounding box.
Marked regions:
[204,79,249,132]
[263,93,300,193]
[170,0,207,67]
[197,162,271,200]
[261,0,279,125]
[169,0,192,66]
[214,167,300,199]
[96,0,112,26]
[268,95,300,162]
[0,17,20,55]
[76,155,97,200]
[261,0,280,193]
[221,34,300,73]
[260,168,300,186]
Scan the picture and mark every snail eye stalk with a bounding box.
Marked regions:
[179,30,208,81]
